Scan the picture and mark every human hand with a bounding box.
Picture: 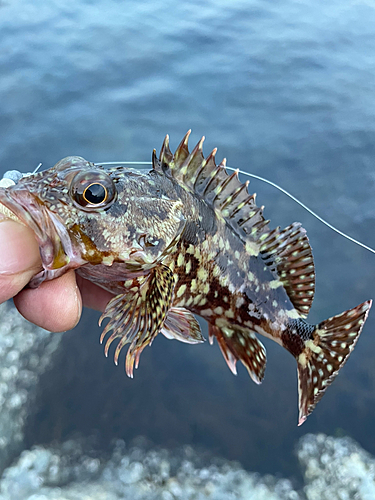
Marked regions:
[0,219,113,332]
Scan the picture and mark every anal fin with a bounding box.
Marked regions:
[209,324,267,384]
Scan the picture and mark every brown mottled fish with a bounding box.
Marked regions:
[0,132,371,425]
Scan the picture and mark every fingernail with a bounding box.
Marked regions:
[0,220,41,273]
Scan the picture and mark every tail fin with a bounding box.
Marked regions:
[297,300,372,426]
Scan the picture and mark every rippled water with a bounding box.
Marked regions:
[1,0,375,480]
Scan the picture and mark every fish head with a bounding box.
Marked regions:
[0,157,185,281]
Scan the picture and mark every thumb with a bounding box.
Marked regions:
[0,219,42,302]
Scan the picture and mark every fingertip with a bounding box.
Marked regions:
[0,220,42,303]
[14,270,82,332]
[0,220,40,273]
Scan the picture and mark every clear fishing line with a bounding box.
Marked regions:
[97,160,375,256]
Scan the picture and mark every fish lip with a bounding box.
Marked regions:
[0,188,69,270]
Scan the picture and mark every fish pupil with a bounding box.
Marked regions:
[83,183,107,204]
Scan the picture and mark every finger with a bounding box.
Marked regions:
[75,274,113,312]
[13,270,82,332]
[0,220,42,303]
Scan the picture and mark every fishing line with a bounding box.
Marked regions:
[32,162,42,174]
[97,160,375,255]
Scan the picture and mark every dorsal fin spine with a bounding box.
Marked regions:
[178,141,207,185]
[160,134,173,165]
[195,136,205,157]
[213,168,236,204]
[189,157,207,186]
[181,136,205,171]
[238,211,256,226]
[196,148,217,181]
[202,165,223,196]
[220,178,246,210]
[194,155,219,195]
[230,191,253,217]
[156,132,271,244]
[215,170,239,206]
[174,130,191,165]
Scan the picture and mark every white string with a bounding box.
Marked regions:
[98,161,153,166]
[33,162,42,174]
[96,161,375,255]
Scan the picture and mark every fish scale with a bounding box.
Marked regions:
[0,133,371,425]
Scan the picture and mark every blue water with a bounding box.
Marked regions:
[1,0,375,481]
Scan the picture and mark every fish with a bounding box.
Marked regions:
[0,131,371,425]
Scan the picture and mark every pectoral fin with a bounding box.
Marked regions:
[99,264,175,377]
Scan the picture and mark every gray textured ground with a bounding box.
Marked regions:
[1,433,375,499]
[0,303,374,499]
[0,302,63,475]
[298,434,375,500]
[0,438,298,500]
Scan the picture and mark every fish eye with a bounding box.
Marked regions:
[70,170,116,210]
[83,183,107,204]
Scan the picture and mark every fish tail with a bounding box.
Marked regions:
[296,300,372,426]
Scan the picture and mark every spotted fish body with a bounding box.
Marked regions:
[0,132,371,425]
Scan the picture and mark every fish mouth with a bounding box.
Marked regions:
[0,187,78,273]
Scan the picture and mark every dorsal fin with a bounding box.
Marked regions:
[259,222,315,317]
[153,132,270,242]
[153,133,316,316]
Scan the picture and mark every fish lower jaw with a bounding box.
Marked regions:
[28,253,88,288]
[28,267,70,288]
